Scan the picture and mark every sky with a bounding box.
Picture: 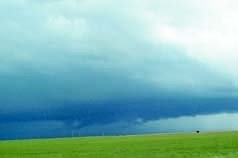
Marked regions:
[1,0,238,139]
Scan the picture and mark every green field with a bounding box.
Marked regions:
[1,132,238,158]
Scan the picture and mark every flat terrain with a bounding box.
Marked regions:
[1,132,238,158]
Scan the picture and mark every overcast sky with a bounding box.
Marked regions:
[1,0,238,139]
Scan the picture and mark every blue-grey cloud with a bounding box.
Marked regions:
[1,0,238,139]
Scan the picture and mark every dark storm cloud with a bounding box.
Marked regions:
[1,98,238,127]
[1,0,238,139]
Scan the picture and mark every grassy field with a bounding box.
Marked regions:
[1,132,238,158]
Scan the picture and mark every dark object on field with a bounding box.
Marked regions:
[196,130,200,134]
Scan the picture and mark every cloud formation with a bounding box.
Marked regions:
[1,0,238,139]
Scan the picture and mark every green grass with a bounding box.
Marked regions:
[1,132,238,158]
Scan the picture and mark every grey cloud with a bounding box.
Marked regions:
[0,0,234,110]
[0,0,238,139]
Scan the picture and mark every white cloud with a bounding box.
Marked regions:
[47,15,88,38]
[146,0,238,80]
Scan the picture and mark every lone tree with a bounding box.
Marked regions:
[196,130,200,134]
